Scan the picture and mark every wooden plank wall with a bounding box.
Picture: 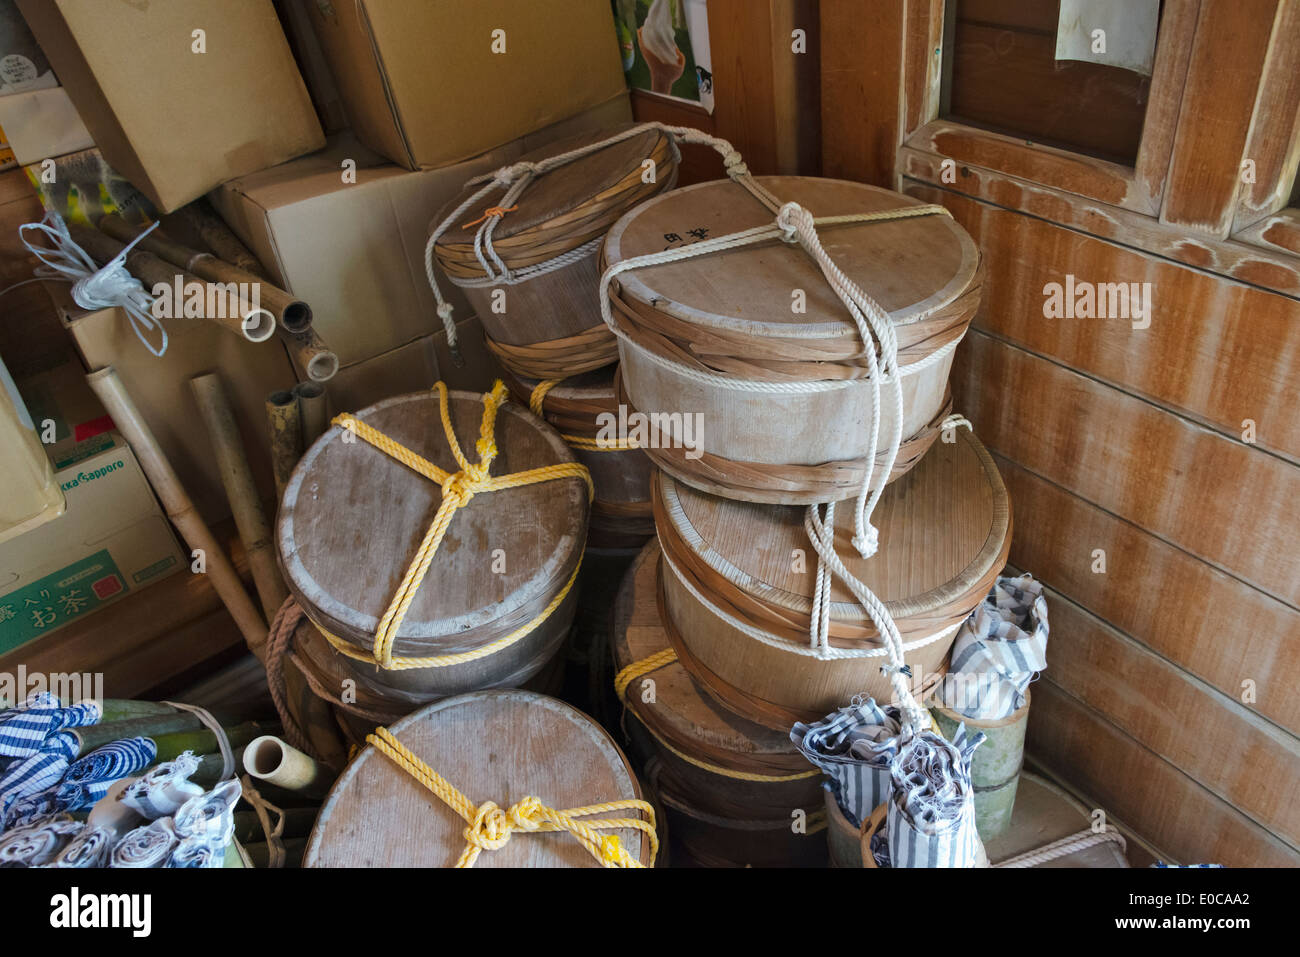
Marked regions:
[899,181,1300,866]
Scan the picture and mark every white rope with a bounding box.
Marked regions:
[422,122,757,359]
[660,546,959,661]
[994,826,1128,868]
[20,211,167,357]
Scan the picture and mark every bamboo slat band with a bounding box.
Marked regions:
[485,324,620,380]
[366,725,658,868]
[530,377,639,452]
[320,381,592,670]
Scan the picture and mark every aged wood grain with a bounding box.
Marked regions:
[1160,0,1279,234]
[951,331,1300,604]
[1029,580,1300,848]
[305,690,652,867]
[905,185,1300,458]
[1028,680,1300,866]
[996,454,1300,735]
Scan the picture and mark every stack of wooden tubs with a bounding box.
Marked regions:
[601,173,1013,866]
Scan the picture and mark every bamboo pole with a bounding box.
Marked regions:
[293,381,329,447]
[266,390,303,501]
[279,326,338,383]
[99,214,312,334]
[67,224,274,342]
[243,735,330,797]
[85,367,268,660]
[176,199,265,275]
[149,721,273,763]
[190,373,287,622]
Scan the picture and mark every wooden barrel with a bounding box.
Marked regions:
[933,690,1031,840]
[826,788,864,867]
[276,387,589,704]
[602,176,981,504]
[304,691,655,867]
[498,363,655,549]
[433,125,679,380]
[655,427,1011,730]
[983,771,1130,867]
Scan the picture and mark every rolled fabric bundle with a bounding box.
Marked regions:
[0,731,78,826]
[88,778,143,834]
[169,834,224,869]
[110,817,178,868]
[885,726,985,868]
[935,574,1049,719]
[0,816,83,866]
[0,692,100,758]
[119,751,203,819]
[5,789,59,828]
[56,737,158,811]
[790,696,908,828]
[49,824,117,868]
[173,779,240,849]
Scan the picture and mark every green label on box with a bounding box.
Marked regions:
[0,550,129,655]
[132,555,177,584]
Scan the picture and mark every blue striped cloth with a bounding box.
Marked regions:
[0,693,100,758]
[0,731,78,826]
[54,737,156,812]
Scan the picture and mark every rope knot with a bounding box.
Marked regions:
[507,796,546,832]
[462,204,519,230]
[442,463,490,506]
[722,151,749,179]
[599,834,627,866]
[495,161,540,186]
[464,801,512,852]
[776,202,808,244]
[851,524,879,558]
[436,302,455,321]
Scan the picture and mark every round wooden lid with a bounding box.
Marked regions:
[304,691,652,867]
[604,176,979,338]
[434,125,674,255]
[657,428,1011,624]
[612,541,807,775]
[277,389,588,649]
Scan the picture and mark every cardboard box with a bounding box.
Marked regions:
[12,349,112,469]
[0,432,185,654]
[17,0,325,211]
[210,95,632,370]
[0,0,56,96]
[0,85,92,165]
[328,314,497,414]
[57,296,296,526]
[304,0,627,170]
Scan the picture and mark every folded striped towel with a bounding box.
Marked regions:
[120,751,203,819]
[0,731,78,827]
[885,726,985,868]
[0,815,83,866]
[936,574,1049,719]
[55,737,157,811]
[0,693,100,759]
[49,824,117,868]
[790,696,905,828]
[111,817,178,868]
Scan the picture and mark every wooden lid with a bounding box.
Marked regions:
[304,691,652,867]
[434,125,675,269]
[657,428,1010,629]
[604,176,979,338]
[612,541,810,777]
[277,389,588,652]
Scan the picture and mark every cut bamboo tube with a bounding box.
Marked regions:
[278,326,338,383]
[243,735,330,798]
[190,373,288,622]
[85,367,269,660]
[68,224,274,342]
[99,214,312,334]
[99,699,180,722]
[176,199,265,275]
[293,381,329,447]
[149,720,275,764]
[71,705,268,754]
[266,390,303,501]
[189,748,249,789]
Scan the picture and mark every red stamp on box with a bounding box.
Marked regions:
[91,575,123,600]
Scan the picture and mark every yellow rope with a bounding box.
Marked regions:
[614,647,820,783]
[367,726,658,868]
[529,378,640,452]
[328,380,592,670]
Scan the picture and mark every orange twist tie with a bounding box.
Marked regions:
[462,205,519,229]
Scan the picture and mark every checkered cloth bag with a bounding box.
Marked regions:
[0,731,78,826]
[935,573,1049,719]
[790,696,905,827]
[55,737,157,811]
[0,693,100,758]
[885,726,985,868]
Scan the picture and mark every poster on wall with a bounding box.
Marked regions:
[612,0,714,112]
